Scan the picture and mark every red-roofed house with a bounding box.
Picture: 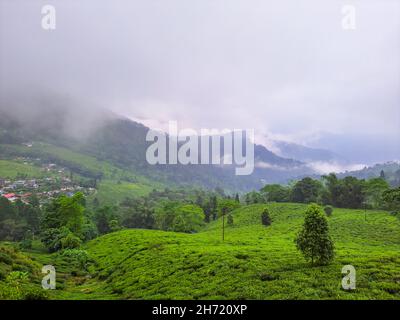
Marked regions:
[3,193,18,202]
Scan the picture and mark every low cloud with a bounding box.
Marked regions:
[308,161,366,174]
[255,161,300,171]
[0,0,399,163]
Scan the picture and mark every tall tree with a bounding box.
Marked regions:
[295,204,334,265]
[217,199,240,241]
[321,173,340,205]
[95,205,120,234]
[171,204,205,233]
[195,194,204,209]
[41,192,85,237]
[261,184,290,202]
[210,195,218,221]
[291,177,322,203]
[382,187,400,211]
[364,178,389,208]
[261,207,272,226]
[338,176,365,209]
[235,193,240,203]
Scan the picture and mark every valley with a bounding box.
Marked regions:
[0,110,399,301]
[1,0,399,306]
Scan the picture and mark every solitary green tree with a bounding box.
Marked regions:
[210,195,218,220]
[261,207,272,226]
[221,207,227,241]
[295,204,334,265]
[218,199,240,241]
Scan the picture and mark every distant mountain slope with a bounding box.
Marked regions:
[337,161,400,186]
[0,103,314,191]
[272,140,343,163]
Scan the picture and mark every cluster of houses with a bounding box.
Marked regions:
[0,177,94,205]
[1,192,32,204]
[0,177,36,204]
[0,157,97,204]
[0,178,39,190]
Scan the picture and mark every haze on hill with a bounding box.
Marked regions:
[1,0,399,168]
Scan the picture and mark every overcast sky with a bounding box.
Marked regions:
[0,0,399,164]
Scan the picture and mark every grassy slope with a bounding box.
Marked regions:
[0,160,46,179]
[90,180,153,206]
[44,203,400,300]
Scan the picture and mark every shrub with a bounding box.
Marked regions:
[109,219,122,233]
[261,208,271,226]
[324,205,333,217]
[0,282,20,299]
[60,233,82,250]
[6,271,29,283]
[0,271,49,300]
[41,227,81,252]
[0,252,12,265]
[22,287,49,300]
[12,264,30,272]
[61,249,90,270]
[295,204,334,265]
[81,221,98,241]
[41,227,70,252]
[227,214,234,226]
[19,239,32,250]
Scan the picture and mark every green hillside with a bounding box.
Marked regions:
[31,203,400,300]
[89,180,154,205]
[0,160,46,179]
[1,143,142,182]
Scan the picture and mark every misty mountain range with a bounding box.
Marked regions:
[1,0,399,192]
[271,140,342,163]
[0,100,397,192]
